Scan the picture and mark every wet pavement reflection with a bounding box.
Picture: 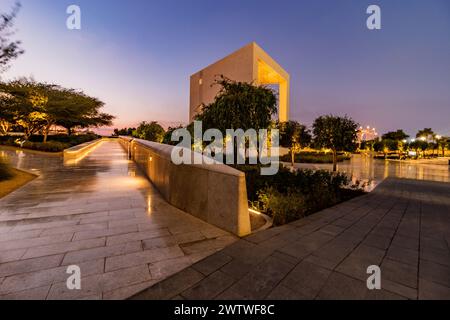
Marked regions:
[0,140,236,300]
[291,154,450,191]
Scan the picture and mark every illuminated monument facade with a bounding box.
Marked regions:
[189,42,290,122]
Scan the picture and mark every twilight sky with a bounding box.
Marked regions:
[2,0,450,136]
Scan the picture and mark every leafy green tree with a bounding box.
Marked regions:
[162,125,183,145]
[384,139,399,153]
[0,79,114,139]
[0,2,24,73]
[312,115,358,172]
[134,121,165,143]
[382,130,409,141]
[416,128,435,142]
[437,137,449,157]
[196,76,277,134]
[113,127,135,136]
[278,121,311,167]
[0,79,48,140]
[410,140,428,157]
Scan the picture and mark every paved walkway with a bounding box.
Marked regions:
[132,178,450,300]
[0,140,236,300]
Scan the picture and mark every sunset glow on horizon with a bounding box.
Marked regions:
[2,0,450,136]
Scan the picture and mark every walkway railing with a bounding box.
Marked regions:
[119,136,251,237]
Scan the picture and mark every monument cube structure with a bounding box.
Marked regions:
[190,42,290,122]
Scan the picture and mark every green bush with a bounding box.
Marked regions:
[280,152,350,164]
[258,187,306,225]
[28,134,99,147]
[0,157,13,181]
[22,141,69,152]
[238,165,365,225]
[0,134,99,152]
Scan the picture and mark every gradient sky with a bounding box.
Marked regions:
[2,0,450,136]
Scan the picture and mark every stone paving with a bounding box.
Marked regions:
[132,178,450,300]
[0,140,236,300]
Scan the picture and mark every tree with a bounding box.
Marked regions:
[0,79,49,140]
[313,115,358,172]
[113,127,135,136]
[416,128,435,142]
[0,79,114,139]
[162,125,183,145]
[0,2,24,73]
[382,130,409,141]
[52,89,113,135]
[196,76,277,134]
[134,121,165,143]
[437,137,449,157]
[278,121,311,167]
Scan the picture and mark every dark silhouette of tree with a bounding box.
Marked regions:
[278,120,311,167]
[313,115,358,172]
[0,2,24,73]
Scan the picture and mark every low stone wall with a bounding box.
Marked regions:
[119,137,251,236]
[63,138,104,161]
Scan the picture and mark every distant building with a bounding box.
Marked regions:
[189,42,290,122]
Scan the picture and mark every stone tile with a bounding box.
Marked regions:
[419,278,450,300]
[0,254,63,278]
[180,236,236,255]
[420,246,450,267]
[181,270,235,300]
[386,245,418,266]
[265,284,309,300]
[0,229,43,242]
[62,241,142,265]
[149,256,193,280]
[40,223,107,237]
[0,249,26,263]
[22,238,106,260]
[47,265,152,300]
[0,259,104,295]
[225,256,295,299]
[105,246,185,272]
[280,260,331,299]
[381,258,418,289]
[73,224,138,241]
[103,279,159,300]
[419,259,450,288]
[192,252,233,276]
[106,229,171,246]
[317,272,368,300]
[130,268,204,300]
[0,233,73,252]
[382,279,417,299]
[0,285,50,300]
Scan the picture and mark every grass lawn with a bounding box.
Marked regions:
[0,168,37,199]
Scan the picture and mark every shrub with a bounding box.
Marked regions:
[22,141,69,152]
[28,134,99,147]
[258,187,306,225]
[237,165,365,225]
[0,157,13,181]
[280,152,350,164]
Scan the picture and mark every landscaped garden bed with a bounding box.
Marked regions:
[280,151,351,164]
[0,134,100,153]
[235,165,365,226]
[0,158,36,198]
